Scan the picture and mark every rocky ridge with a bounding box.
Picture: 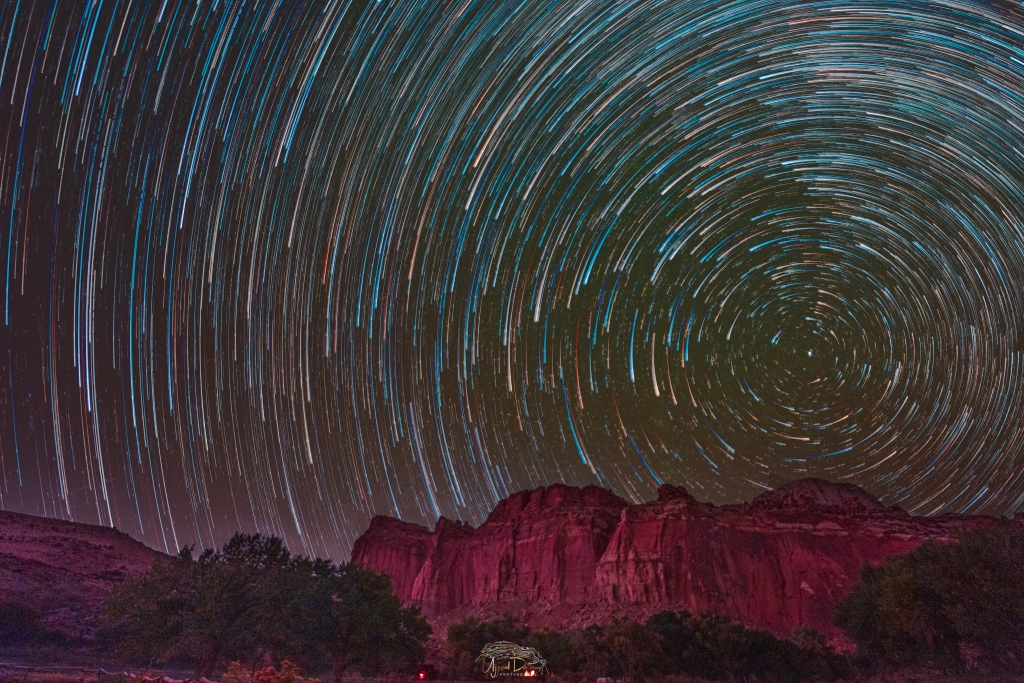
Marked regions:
[351,479,1001,639]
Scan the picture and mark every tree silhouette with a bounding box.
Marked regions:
[100,533,429,679]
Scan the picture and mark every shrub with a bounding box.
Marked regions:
[222,659,320,683]
[0,600,66,647]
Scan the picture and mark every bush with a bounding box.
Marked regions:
[0,600,66,647]
[222,659,320,683]
[789,626,846,681]
[0,601,45,646]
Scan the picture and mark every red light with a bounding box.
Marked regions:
[419,673,426,679]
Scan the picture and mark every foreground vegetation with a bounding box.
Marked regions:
[445,613,842,682]
[2,523,1023,682]
[835,521,1024,674]
[97,534,429,682]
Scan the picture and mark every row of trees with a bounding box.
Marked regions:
[99,534,430,682]
[100,522,1024,681]
[445,614,844,683]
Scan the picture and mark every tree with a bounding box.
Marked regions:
[646,610,702,675]
[445,616,531,679]
[101,533,430,680]
[529,628,584,677]
[137,535,300,674]
[789,627,845,681]
[99,548,197,666]
[209,534,309,669]
[689,612,754,681]
[576,624,613,682]
[602,618,662,682]
[293,563,430,683]
[835,522,1024,672]
[942,522,1024,667]
[834,551,956,667]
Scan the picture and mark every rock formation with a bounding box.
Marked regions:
[351,479,1001,639]
[0,510,164,640]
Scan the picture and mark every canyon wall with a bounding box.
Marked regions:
[351,478,1000,638]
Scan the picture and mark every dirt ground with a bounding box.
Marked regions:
[0,664,195,683]
[2,662,1022,683]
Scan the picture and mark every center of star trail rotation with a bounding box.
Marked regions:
[0,0,1022,559]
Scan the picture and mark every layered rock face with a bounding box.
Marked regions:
[351,479,1000,637]
[353,485,627,616]
[0,510,164,639]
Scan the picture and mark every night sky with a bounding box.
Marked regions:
[1,0,1023,560]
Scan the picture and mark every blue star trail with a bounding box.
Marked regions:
[1,0,1023,559]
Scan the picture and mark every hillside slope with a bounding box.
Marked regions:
[0,510,164,640]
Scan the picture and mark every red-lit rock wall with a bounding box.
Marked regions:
[352,478,998,637]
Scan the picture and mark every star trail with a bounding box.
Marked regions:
[1,0,1023,559]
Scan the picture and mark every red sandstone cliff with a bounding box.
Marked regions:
[0,510,164,639]
[351,479,1000,639]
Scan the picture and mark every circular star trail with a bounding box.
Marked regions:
[1,0,1023,558]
